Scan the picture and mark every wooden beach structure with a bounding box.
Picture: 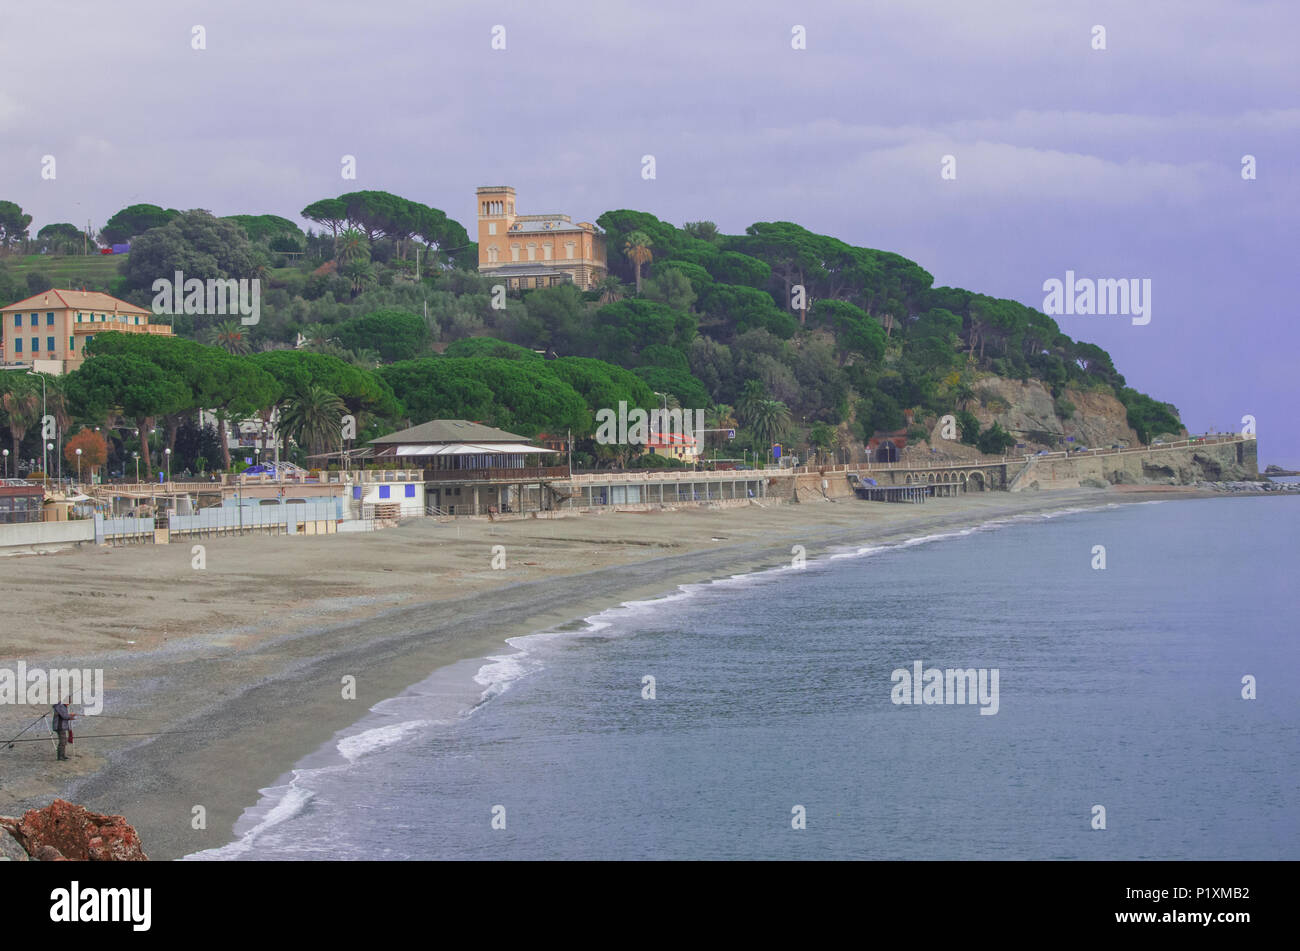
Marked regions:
[848,474,931,503]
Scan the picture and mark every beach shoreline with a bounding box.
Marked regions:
[0,486,1223,859]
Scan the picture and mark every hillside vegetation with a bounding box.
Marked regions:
[0,193,1184,476]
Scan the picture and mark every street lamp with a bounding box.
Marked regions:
[2,448,7,479]
[133,451,139,483]
[45,442,53,489]
[164,447,171,483]
[75,447,82,485]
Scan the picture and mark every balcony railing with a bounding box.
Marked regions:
[422,466,568,482]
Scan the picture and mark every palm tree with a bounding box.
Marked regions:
[748,399,791,450]
[345,348,381,369]
[682,221,720,243]
[334,227,370,269]
[735,379,767,426]
[713,404,738,433]
[0,373,41,472]
[279,385,346,459]
[297,325,334,350]
[205,319,253,355]
[341,259,374,295]
[595,275,627,305]
[623,231,653,294]
[808,421,838,463]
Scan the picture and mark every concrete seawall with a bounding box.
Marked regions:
[1013,439,1257,491]
[0,520,94,555]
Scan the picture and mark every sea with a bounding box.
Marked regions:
[187,494,1299,860]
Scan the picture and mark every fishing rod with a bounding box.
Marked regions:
[73,713,161,721]
[4,729,211,743]
[3,714,49,749]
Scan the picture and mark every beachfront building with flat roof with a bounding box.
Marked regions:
[367,419,564,516]
[0,289,172,374]
[476,186,607,290]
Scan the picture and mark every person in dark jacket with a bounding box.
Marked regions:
[51,698,76,761]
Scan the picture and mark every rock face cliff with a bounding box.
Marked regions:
[0,800,147,861]
[968,377,1148,449]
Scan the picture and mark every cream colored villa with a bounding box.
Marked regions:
[1,289,172,373]
[475,186,607,290]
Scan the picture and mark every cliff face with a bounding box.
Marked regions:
[969,377,1143,450]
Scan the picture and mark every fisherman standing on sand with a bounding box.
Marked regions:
[51,697,76,761]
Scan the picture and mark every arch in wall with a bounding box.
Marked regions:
[968,471,987,491]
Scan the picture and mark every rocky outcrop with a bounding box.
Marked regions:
[967,377,1144,449]
[0,823,29,861]
[1,800,147,861]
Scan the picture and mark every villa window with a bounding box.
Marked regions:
[69,337,75,350]
[46,313,54,325]
[47,337,54,352]
[12,315,19,327]
[13,339,20,353]
[543,244,552,260]
[511,245,520,262]
[31,338,39,351]
[565,242,575,259]
[527,244,536,261]
[30,314,38,326]
[488,222,497,236]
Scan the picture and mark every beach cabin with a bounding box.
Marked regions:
[367,420,564,516]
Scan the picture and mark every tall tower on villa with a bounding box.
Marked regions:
[476,185,607,290]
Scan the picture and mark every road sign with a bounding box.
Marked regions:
[727,429,736,440]
[773,444,782,460]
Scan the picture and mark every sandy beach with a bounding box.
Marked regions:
[0,486,1216,859]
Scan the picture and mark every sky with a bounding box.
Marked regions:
[3,0,1296,464]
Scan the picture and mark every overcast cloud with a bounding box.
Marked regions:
[3,0,1296,461]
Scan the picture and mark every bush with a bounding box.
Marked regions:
[975,421,1016,455]
[1055,397,1076,420]
[955,410,981,445]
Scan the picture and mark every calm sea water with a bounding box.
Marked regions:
[190,496,1299,860]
